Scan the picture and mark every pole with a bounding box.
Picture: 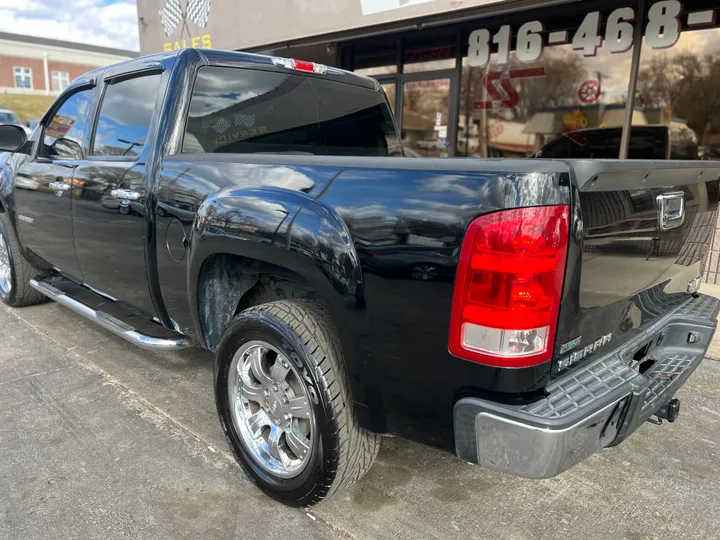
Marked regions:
[480,62,490,158]
[619,0,646,159]
[43,53,50,95]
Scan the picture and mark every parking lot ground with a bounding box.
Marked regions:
[2,300,720,540]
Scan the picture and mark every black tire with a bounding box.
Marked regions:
[0,213,45,307]
[214,300,380,506]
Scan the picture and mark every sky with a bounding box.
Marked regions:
[0,0,140,51]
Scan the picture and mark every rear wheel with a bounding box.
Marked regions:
[0,214,45,307]
[214,300,380,506]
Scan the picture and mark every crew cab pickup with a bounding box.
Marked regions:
[0,49,718,507]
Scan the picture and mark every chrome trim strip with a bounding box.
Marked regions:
[30,279,193,351]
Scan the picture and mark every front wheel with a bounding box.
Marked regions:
[214,300,380,506]
[0,214,45,307]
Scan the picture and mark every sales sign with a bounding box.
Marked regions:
[467,1,716,68]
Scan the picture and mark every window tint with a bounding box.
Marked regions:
[184,66,400,156]
[92,74,161,157]
[41,89,93,159]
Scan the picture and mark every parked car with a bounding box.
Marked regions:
[0,109,32,137]
[25,118,41,133]
[0,49,718,507]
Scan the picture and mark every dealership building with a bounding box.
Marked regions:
[138,0,720,278]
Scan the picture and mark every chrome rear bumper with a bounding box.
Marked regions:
[454,294,719,478]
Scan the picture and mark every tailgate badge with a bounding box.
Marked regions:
[559,336,582,354]
[558,333,612,371]
[656,192,685,231]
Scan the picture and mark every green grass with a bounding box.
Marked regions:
[0,93,55,123]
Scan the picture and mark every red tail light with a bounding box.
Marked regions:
[449,205,570,368]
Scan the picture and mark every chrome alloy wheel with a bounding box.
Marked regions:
[228,340,315,478]
[0,234,11,296]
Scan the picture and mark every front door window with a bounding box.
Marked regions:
[41,89,93,159]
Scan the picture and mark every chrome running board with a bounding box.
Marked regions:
[30,279,193,351]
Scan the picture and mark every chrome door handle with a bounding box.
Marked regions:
[49,181,71,191]
[111,189,142,201]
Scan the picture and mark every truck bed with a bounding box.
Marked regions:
[155,154,720,448]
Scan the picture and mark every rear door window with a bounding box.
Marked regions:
[91,74,162,158]
[184,66,400,156]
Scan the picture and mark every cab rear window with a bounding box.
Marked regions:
[183,66,400,156]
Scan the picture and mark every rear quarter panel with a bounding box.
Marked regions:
[155,155,571,448]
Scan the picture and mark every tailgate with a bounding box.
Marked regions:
[553,161,720,374]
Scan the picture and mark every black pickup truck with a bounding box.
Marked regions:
[0,49,718,507]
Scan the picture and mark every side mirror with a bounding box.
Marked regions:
[0,124,27,152]
[51,138,82,160]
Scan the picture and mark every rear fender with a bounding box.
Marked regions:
[189,186,369,402]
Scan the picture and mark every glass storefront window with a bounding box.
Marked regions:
[459,3,637,158]
[633,1,720,161]
[403,44,456,73]
[404,58,456,73]
[381,83,396,113]
[347,0,720,162]
[356,65,398,77]
[402,78,451,157]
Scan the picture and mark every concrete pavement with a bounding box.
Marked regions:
[0,306,337,540]
[2,300,720,540]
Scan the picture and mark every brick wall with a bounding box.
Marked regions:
[0,54,98,91]
[46,60,98,87]
[0,54,45,89]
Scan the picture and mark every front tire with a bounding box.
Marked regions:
[215,300,379,506]
[0,213,45,307]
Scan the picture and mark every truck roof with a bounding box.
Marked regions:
[77,48,379,92]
